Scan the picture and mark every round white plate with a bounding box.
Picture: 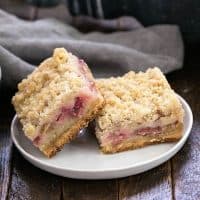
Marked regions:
[11,95,193,179]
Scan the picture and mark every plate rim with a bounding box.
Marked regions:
[11,95,193,174]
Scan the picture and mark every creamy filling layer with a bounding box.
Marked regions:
[33,93,95,148]
[33,95,86,145]
[103,121,179,146]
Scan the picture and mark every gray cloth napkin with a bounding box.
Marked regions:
[0,9,184,88]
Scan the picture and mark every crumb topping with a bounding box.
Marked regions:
[95,67,184,135]
[12,48,98,139]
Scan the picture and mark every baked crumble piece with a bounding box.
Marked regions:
[95,67,184,153]
[12,48,104,157]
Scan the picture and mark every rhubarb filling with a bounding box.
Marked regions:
[78,59,97,92]
[102,121,180,146]
[55,96,88,122]
[33,93,98,148]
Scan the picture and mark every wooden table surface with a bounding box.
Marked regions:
[0,46,199,200]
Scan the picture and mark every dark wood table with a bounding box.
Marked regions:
[0,46,199,200]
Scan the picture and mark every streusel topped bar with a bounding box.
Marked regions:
[12,48,104,157]
[95,67,184,153]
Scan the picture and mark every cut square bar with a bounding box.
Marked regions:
[12,48,104,157]
[95,68,184,153]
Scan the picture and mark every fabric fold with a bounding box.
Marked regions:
[0,9,184,88]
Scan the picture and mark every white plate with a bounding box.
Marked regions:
[11,95,193,179]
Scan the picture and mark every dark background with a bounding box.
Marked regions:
[67,0,200,45]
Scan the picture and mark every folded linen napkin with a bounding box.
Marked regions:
[0,9,183,88]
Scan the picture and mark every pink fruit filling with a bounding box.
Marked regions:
[78,59,96,92]
[104,121,179,145]
[134,126,162,136]
[33,96,89,146]
[106,132,129,145]
[105,126,163,145]
[56,96,87,122]
[33,135,41,146]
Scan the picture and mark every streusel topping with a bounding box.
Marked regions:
[96,67,184,134]
[12,48,94,138]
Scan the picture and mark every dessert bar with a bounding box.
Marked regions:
[12,48,104,157]
[95,68,184,153]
